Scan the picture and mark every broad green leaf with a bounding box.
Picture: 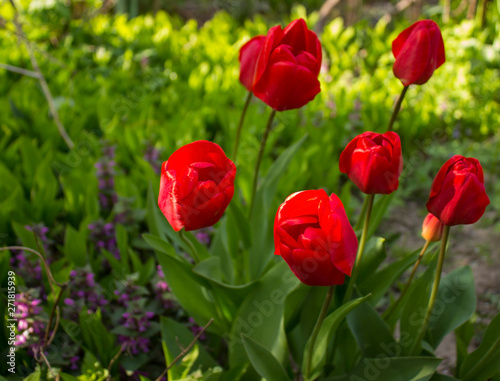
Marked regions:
[356,237,387,281]
[242,335,290,381]
[303,294,371,380]
[426,266,476,349]
[346,299,397,358]
[23,371,41,381]
[228,201,252,249]
[367,193,394,239]
[12,222,38,251]
[249,135,307,280]
[460,311,500,381]
[219,364,248,381]
[329,357,441,381]
[79,309,118,366]
[60,374,80,381]
[155,251,227,334]
[359,248,420,306]
[455,320,475,374]
[400,254,438,356]
[429,374,461,381]
[143,233,177,259]
[64,223,88,267]
[228,261,300,368]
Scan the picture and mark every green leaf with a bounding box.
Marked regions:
[155,251,227,334]
[460,310,500,381]
[64,223,87,267]
[249,135,307,280]
[12,222,38,251]
[79,309,118,366]
[143,233,177,259]
[346,299,398,358]
[367,193,394,239]
[455,320,475,374]
[23,371,41,381]
[242,335,290,381]
[228,261,300,368]
[426,266,476,349]
[356,237,387,282]
[429,374,461,381]
[60,373,81,381]
[400,253,438,355]
[330,357,441,381]
[359,248,420,306]
[228,201,251,249]
[160,316,217,380]
[303,294,371,380]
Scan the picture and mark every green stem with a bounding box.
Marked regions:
[354,195,370,231]
[179,229,200,263]
[410,225,450,355]
[232,91,253,163]
[383,240,431,320]
[387,85,409,131]
[343,194,375,304]
[249,109,277,217]
[304,285,335,380]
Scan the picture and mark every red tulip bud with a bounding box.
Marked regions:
[392,20,445,86]
[239,19,322,111]
[158,140,236,231]
[421,213,444,242]
[274,190,358,286]
[426,155,490,226]
[339,131,403,195]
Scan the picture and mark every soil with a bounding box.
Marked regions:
[380,202,500,375]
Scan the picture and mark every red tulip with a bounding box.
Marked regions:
[239,18,322,111]
[426,155,490,226]
[339,131,403,195]
[392,20,445,86]
[421,213,444,242]
[158,140,236,231]
[274,190,358,286]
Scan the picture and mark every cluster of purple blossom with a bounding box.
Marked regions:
[14,291,45,355]
[114,277,155,355]
[88,220,120,259]
[64,267,108,320]
[96,144,118,210]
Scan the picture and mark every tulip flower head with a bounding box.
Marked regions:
[274,190,358,286]
[158,140,236,231]
[421,213,444,242]
[427,155,490,226]
[239,18,322,111]
[392,20,445,86]
[339,131,403,195]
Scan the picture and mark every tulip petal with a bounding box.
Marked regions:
[254,25,284,86]
[393,26,431,86]
[239,35,265,91]
[288,249,345,286]
[253,61,321,111]
[281,19,309,54]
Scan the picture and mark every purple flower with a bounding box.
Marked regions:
[14,292,46,351]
